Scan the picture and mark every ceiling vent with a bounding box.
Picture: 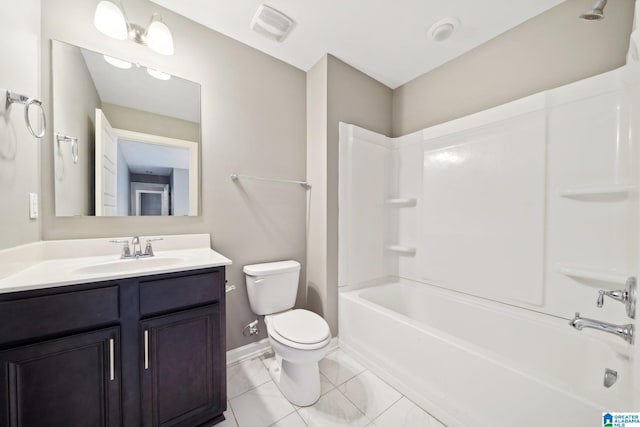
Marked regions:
[427,18,459,42]
[250,4,295,42]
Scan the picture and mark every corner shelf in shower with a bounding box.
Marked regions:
[559,184,637,198]
[385,245,416,256]
[557,264,631,287]
[385,198,418,207]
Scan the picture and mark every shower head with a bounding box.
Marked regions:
[580,0,607,21]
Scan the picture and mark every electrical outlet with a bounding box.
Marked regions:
[29,192,38,219]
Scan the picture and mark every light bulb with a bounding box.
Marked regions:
[94,1,128,40]
[146,14,174,55]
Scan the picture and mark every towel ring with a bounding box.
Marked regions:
[6,90,46,139]
[56,133,79,164]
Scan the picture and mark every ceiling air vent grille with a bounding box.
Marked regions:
[250,4,295,42]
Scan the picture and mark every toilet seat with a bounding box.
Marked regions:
[267,309,331,350]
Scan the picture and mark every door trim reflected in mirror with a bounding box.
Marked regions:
[113,128,198,216]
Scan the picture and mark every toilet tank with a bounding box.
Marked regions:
[244,260,301,315]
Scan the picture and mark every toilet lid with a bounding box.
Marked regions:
[271,309,330,345]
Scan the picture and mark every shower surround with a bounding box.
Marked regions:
[338,65,640,426]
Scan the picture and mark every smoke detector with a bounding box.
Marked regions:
[250,4,295,42]
[427,18,459,42]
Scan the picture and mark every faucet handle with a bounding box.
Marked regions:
[596,277,636,319]
[110,239,131,259]
[569,312,581,327]
[144,238,163,256]
[598,289,626,307]
[597,291,606,308]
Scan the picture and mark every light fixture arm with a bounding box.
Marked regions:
[128,23,147,45]
[94,0,174,55]
[116,0,148,46]
[109,0,136,34]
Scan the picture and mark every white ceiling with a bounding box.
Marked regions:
[151,0,564,89]
[81,47,201,123]
[119,139,190,175]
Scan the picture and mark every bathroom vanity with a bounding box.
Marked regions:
[0,234,231,427]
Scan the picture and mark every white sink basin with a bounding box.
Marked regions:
[73,257,184,275]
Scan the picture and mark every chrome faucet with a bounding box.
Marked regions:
[569,312,634,344]
[110,239,131,259]
[111,236,162,259]
[131,236,142,257]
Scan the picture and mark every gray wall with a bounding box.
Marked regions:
[392,0,636,135]
[0,0,41,250]
[306,56,329,327]
[306,55,393,335]
[40,0,307,351]
[52,41,101,216]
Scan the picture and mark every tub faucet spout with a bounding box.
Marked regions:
[569,312,634,344]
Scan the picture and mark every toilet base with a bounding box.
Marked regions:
[269,356,321,407]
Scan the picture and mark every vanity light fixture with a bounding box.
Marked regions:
[94,1,174,55]
[103,54,132,69]
[147,68,171,81]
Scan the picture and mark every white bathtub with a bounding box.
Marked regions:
[339,279,634,427]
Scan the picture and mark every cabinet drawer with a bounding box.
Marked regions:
[139,270,222,316]
[0,286,119,346]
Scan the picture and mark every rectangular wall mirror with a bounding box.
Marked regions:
[52,40,201,217]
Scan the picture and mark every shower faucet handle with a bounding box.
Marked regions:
[597,277,636,319]
[597,289,625,307]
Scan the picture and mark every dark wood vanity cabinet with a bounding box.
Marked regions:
[0,267,226,427]
[141,305,224,427]
[0,327,122,427]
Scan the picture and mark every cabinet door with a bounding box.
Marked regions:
[0,327,121,427]
[140,304,224,427]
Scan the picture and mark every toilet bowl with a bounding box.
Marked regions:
[244,261,331,406]
[265,309,331,405]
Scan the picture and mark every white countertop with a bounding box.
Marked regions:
[0,234,232,294]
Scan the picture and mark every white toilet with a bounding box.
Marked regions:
[244,260,331,406]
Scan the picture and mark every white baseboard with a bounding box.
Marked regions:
[226,338,272,366]
[226,336,340,367]
[327,336,340,352]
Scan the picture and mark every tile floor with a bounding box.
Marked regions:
[220,348,445,427]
